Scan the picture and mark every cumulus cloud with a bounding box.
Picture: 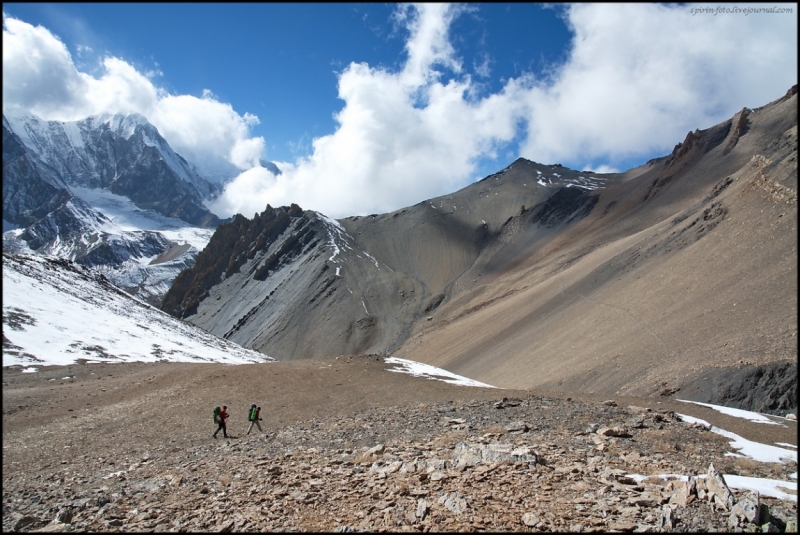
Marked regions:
[148,93,264,181]
[2,15,91,117]
[211,4,523,218]
[2,13,263,184]
[212,3,797,219]
[514,3,799,168]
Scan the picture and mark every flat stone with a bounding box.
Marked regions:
[521,512,540,527]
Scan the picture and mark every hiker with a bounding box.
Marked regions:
[247,405,263,434]
[213,405,229,438]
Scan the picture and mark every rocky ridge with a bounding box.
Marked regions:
[156,87,798,418]
[4,394,796,533]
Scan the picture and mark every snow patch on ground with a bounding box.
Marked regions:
[678,399,786,426]
[627,473,796,502]
[677,414,796,464]
[722,474,797,502]
[384,357,497,389]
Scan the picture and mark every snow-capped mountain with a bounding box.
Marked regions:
[3,112,219,227]
[2,189,216,306]
[2,252,272,366]
[2,111,223,305]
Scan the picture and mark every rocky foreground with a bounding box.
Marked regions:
[3,393,797,532]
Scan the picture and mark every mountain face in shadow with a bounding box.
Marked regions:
[162,87,797,412]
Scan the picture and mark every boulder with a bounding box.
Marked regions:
[596,426,628,437]
[669,477,696,506]
[439,492,468,515]
[705,463,735,511]
[451,442,538,468]
[728,490,760,528]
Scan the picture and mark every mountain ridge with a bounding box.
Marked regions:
[3,111,220,227]
[161,87,797,414]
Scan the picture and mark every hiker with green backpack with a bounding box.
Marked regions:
[247,404,263,434]
[213,405,229,438]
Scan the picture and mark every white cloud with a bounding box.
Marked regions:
[213,3,796,219]
[2,13,263,184]
[149,93,265,181]
[2,15,90,117]
[473,53,492,79]
[515,3,798,168]
[211,4,523,219]
[394,3,464,88]
[584,164,620,175]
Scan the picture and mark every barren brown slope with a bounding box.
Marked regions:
[161,88,796,413]
[392,88,797,406]
[163,156,614,361]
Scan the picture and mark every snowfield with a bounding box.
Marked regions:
[69,186,216,252]
[2,253,273,366]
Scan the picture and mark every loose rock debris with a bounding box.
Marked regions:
[3,395,797,532]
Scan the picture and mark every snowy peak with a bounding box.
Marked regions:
[2,111,218,203]
[3,110,223,305]
[97,112,152,139]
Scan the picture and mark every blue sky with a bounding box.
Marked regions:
[2,4,570,167]
[3,3,798,218]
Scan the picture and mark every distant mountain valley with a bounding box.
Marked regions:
[3,87,797,417]
[157,87,797,415]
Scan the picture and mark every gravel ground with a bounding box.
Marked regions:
[3,357,797,532]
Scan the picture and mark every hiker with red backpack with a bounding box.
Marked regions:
[247,404,263,434]
[213,405,229,438]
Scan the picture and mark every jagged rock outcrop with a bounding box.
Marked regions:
[679,360,798,416]
[723,108,751,155]
[163,162,611,359]
[162,204,307,319]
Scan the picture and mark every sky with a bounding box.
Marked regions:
[3,3,798,219]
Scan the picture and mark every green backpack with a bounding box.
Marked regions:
[249,406,258,421]
[213,406,222,424]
